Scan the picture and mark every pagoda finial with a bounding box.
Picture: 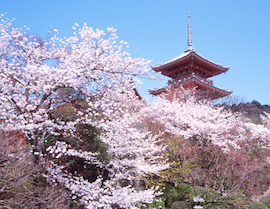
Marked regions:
[185,12,195,52]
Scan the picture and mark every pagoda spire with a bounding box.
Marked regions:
[185,12,195,52]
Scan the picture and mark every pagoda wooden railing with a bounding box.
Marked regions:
[168,72,213,86]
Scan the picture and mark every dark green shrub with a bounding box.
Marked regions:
[172,200,192,209]
[263,198,270,207]
[163,182,192,208]
[247,202,268,209]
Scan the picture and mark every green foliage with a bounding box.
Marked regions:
[262,198,270,207]
[67,159,77,167]
[246,144,266,161]
[64,124,111,163]
[41,94,112,188]
[69,200,77,207]
[171,200,192,209]
[54,103,78,122]
[247,202,269,209]
[145,197,166,209]
[162,182,193,208]
[160,136,197,184]
[43,120,111,163]
[250,116,263,125]
[204,202,232,209]
[62,156,105,183]
[191,186,219,202]
[43,135,58,152]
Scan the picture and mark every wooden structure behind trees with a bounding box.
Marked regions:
[149,13,232,100]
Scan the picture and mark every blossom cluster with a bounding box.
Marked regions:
[141,97,270,149]
[44,94,168,208]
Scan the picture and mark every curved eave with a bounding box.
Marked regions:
[152,51,191,72]
[152,51,230,79]
[187,77,232,98]
[149,87,166,96]
[194,52,230,71]
[149,77,232,99]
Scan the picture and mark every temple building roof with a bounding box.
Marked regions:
[152,50,230,79]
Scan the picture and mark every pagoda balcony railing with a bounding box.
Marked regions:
[169,72,213,86]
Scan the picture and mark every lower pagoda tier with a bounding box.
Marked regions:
[149,72,232,100]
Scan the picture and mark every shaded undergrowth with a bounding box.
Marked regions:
[0,131,82,209]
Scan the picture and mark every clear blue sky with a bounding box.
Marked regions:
[1,0,270,104]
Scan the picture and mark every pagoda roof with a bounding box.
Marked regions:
[152,50,230,79]
[149,75,232,100]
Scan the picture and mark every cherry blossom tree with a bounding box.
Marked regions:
[140,95,270,207]
[0,15,168,208]
[0,15,150,159]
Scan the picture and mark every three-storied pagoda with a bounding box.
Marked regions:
[149,13,232,100]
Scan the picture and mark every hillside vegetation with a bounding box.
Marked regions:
[1,99,270,208]
[229,100,270,124]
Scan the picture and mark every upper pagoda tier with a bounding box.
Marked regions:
[152,50,230,79]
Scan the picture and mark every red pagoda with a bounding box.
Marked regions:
[149,13,232,100]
